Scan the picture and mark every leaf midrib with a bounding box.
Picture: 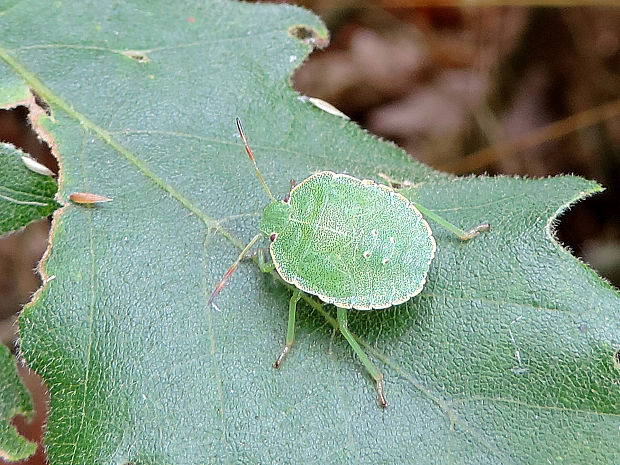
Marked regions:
[3,39,612,465]
[0,45,242,249]
[1,44,241,463]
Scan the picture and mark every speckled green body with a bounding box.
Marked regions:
[260,171,436,310]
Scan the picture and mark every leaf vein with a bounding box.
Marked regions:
[69,134,96,465]
[0,45,244,250]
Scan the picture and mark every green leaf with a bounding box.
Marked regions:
[0,142,58,235]
[0,344,36,462]
[1,1,618,464]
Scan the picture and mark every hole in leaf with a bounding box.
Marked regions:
[288,25,328,49]
[0,104,56,342]
[0,107,57,175]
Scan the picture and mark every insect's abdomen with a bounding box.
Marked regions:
[270,171,436,310]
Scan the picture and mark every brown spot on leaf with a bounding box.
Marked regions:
[288,25,328,49]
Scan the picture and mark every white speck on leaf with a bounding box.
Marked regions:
[21,156,54,176]
[308,97,350,119]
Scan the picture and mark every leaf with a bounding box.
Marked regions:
[1,1,618,464]
[0,344,36,462]
[0,142,58,235]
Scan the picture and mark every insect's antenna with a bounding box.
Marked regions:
[208,233,262,307]
[236,118,275,201]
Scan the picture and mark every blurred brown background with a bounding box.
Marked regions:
[0,3,618,463]
[290,2,619,283]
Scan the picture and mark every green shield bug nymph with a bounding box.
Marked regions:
[210,118,490,408]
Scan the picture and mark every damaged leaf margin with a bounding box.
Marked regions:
[1,1,619,464]
[0,79,62,292]
[0,79,60,463]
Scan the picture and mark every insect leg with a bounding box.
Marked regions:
[377,172,412,189]
[336,308,387,408]
[257,248,276,273]
[274,289,301,369]
[412,202,490,241]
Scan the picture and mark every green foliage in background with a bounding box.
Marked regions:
[0,142,58,235]
[0,344,36,461]
[0,1,618,464]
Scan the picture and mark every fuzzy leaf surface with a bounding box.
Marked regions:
[0,1,618,464]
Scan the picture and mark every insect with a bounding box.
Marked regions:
[209,118,490,408]
[69,192,113,204]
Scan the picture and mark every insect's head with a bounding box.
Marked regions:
[260,201,291,238]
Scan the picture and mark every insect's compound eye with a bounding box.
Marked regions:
[283,194,290,203]
[270,233,277,242]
